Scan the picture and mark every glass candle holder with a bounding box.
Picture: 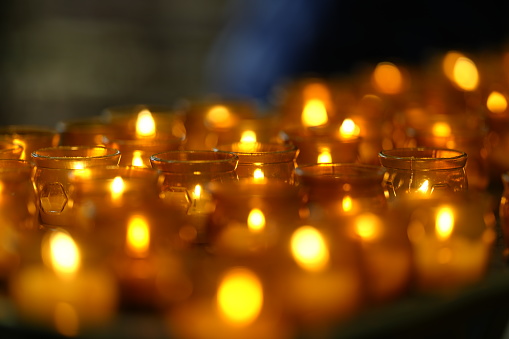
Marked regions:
[0,125,60,160]
[295,163,387,224]
[207,180,302,257]
[396,192,495,293]
[67,166,189,311]
[279,124,361,167]
[214,142,299,184]
[413,130,489,191]
[378,148,468,201]
[9,228,118,337]
[0,159,39,232]
[273,222,365,331]
[31,146,121,227]
[67,166,164,231]
[150,150,239,245]
[0,159,40,282]
[166,255,293,339]
[347,210,413,305]
[105,136,185,168]
[0,140,24,159]
[56,116,119,147]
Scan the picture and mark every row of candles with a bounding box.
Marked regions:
[0,48,508,338]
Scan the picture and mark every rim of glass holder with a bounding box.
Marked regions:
[150,150,239,173]
[0,125,58,139]
[378,147,467,170]
[214,142,299,163]
[295,163,386,186]
[0,140,24,158]
[31,146,121,169]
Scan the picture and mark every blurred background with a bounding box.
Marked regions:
[1,0,509,127]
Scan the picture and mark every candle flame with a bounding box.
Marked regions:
[237,130,258,152]
[45,231,81,279]
[354,213,382,241]
[317,148,332,163]
[372,62,404,94]
[453,57,479,91]
[342,195,353,212]
[193,184,202,199]
[435,206,454,240]
[132,150,145,167]
[487,91,508,114]
[301,99,328,127]
[431,122,452,137]
[339,118,360,138]
[126,215,150,258]
[290,225,329,272]
[240,130,257,143]
[247,208,265,232]
[110,176,124,201]
[217,267,263,326]
[136,109,156,137]
[417,180,429,194]
[206,105,234,129]
[12,138,27,160]
[253,168,265,180]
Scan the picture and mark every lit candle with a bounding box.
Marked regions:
[349,212,413,303]
[276,225,364,327]
[188,184,214,215]
[301,99,329,128]
[10,230,117,336]
[338,118,361,140]
[317,148,332,163]
[135,109,157,138]
[404,195,495,293]
[167,266,291,339]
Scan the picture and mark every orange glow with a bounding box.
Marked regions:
[238,130,258,152]
[339,118,360,138]
[435,206,454,240]
[443,51,465,81]
[217,267,263,326]
[487,91,508,114]
[110,176,124,201]
[54,302,79,337]
[290,225,329,272]
[253,168,265,181]
[126,215,150,258]
[206,105,235,129]
[301,99,328,127]
[247,208,265,232]
[12,138,27,160]
[317,148,332,163]
[417,180,429,194]
[453,57,479,91]
[303,82,331,105]
[372,62,404,94]
[136,109,156,138]
[431,122,452,137]
[192,184,202,200]
[240,130,257,143]
[354,213,382,241]
[132,150,145,167]
[342,195,353,212]
[44,231,81,279]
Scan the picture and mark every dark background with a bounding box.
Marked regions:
[1,0,509,127]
